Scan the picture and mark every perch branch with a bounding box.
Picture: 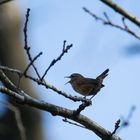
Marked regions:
[0,87,121,140]
[0,70,121,140]
[0,65,90,103]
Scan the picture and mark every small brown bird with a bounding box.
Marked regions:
[65,69,109,96]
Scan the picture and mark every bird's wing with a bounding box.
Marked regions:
[84,78,98,84]
[83,78,104,87]
[76,82,97,96]
[75,78,103,96]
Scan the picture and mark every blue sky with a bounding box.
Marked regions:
[14,0,140,140]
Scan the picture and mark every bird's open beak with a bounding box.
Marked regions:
[65,81,70,85]
[65,76,70,78]
[65,76,70,85]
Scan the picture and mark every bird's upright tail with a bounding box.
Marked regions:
[97,69,109,79]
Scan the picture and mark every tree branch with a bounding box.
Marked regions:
[100,0,140,27]
[62,118,86,129]
[0,70,121,140]
[73,101,92,116]
[83,7,140,40]
[0,66,90,103]
[41,40,73,80]
[111,119,120,136]
[0,6,124,140]
[0,86,121,140]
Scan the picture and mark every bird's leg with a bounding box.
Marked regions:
[83,89,92,99]
[87,88,94,100]
[83,95,87,99]
[90,95,95,100]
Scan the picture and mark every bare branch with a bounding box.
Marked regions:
[2,87,25,102]
[62,118,86,129]
[122,17,128,29]
[17,52,43,88]
[23,8,41,79]
[73,101,92,116]
[41,40,73,80]
[100,0,140,27]
[0,86,121,140]
[83,7,140,40]
[23,52,43,76]
[0,70,23,95]
[111,119,120,136]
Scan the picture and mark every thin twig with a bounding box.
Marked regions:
[122,17,128,29]
[0,101,26,140]
[100,0,140,27]
[23,52,43,76]
[17,52,43,88]
[41,40,73,80]
[83,7,140,40]
[62,118,86,129]
[111,119,120,136]
[23,8,41,79]
[121,17,140,38]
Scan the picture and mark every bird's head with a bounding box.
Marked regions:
[65,73,83,84]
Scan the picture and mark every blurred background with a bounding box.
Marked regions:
[0,0,140,140]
